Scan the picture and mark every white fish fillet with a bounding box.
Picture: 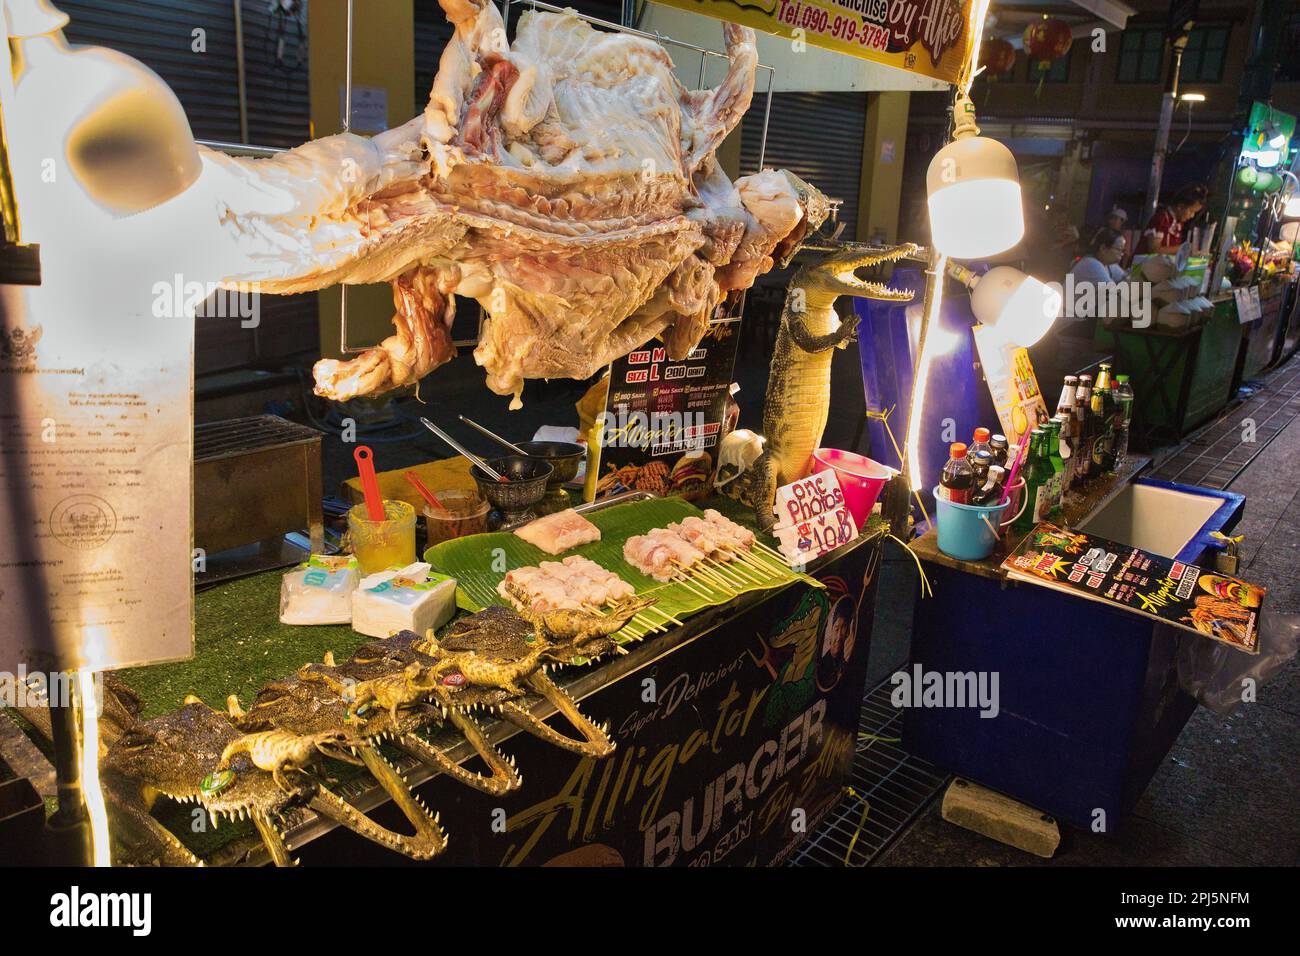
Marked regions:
[513,509,601,555]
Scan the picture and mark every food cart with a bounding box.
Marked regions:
[0,0,982,868]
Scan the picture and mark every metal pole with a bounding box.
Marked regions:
[1142,35,1187,224]
[232,0,250,145]
[46,678,92,866]
[340,0,356,354]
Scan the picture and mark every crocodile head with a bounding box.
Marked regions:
[801,242,920,301]
[104,701,312,819]
[102,699,316,865]
[773,172,832,270]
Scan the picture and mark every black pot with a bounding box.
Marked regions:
[515,441,585,487]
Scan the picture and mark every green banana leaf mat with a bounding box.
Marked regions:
[424,496,811,640]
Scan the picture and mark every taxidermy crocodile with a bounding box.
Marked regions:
[76,604,638,864]
[724,242,919,530]
[102,696,447,866]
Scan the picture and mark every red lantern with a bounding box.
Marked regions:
[980,38,1016,77]
[1023,18,1072,71]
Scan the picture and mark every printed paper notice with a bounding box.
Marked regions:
[0,247,194,673]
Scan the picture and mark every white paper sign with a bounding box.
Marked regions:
[0,103,206,672]
[1234,285,1262,323]
[340,85,388,133]
[771,470,858,567]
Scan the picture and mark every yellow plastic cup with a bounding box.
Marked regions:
[347,499,417,574]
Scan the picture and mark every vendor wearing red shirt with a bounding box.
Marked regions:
[1140,184,1208,254]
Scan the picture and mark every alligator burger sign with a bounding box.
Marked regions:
[659,0,971,85]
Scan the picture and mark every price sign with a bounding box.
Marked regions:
[1234,285,1262,323]
[771,470,858,567]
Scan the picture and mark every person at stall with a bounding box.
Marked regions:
[1105,206,1129,233]
[1140,184,1208,254]
[1070,227,1130,283]
[1060,227,1130,338]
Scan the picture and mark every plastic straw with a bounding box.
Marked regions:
[999,439,1028,506]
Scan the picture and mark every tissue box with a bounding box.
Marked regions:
[280,555,359,625]
[351,562,457,638]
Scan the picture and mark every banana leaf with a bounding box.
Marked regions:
[424,497,808,639]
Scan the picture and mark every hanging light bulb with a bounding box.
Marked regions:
[1280,172,1300,220]
[7,0,200,216]
[926,89,1024,259]
[950,263,1061,347]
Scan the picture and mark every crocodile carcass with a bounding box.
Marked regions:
[206,0,823,407]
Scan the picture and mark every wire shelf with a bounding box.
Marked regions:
[788,672,949,868]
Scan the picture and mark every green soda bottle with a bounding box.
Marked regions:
[1045,418,1065,514]
[1012,428,1049,534]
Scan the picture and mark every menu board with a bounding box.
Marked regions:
[592,317,740,501]
[0,272,195,673]
[971,325,1051,449]
[1001,523,1263,654]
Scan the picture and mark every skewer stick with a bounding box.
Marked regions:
[671,570,714,599]
[629,613,664,634]
[689,562,734,592]
[630,614,663,634]
[730,548,772,572]
[705,558,748,587]
[753,541,786,561]
[647,606,685,627]
[716,553,764,584]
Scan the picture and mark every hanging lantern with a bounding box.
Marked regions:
[980,38,1016,78]
[1023,18,1072,71]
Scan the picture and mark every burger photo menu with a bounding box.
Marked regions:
[591,316,741,501]
[1001,522,1264,653]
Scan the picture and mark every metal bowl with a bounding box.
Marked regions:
[470,455,553,516]
[515,440,585,487]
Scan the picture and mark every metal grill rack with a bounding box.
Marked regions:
[194,413,321,461]
[788,674,949,868]
[193,415,324,582]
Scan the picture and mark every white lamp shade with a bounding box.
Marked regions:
[926,135,1024,259]
[13,33,200,216]
[970,266,1061,347]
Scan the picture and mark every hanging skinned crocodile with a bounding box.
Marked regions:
[204,0,826,408]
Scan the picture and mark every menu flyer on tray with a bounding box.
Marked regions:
[593,316,740,501]
[1001,523,1263,653]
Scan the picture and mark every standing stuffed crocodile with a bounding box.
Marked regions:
[725,243,918,530]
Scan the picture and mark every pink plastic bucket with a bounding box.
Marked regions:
[812,448,894,529]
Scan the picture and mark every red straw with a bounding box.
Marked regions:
[354,445,386,521]
[999,435,1029,506]
[404,470,449,515]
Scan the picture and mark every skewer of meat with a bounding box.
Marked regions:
[667,518,765,584]
[622,533,719,599]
